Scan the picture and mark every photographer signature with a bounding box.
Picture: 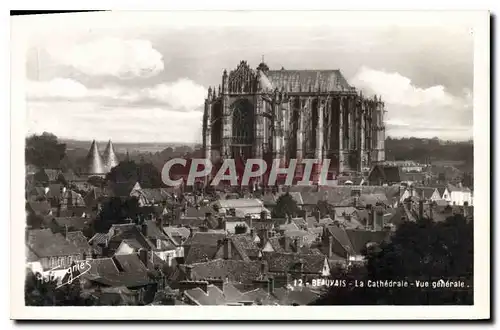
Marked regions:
[36,260,91,288]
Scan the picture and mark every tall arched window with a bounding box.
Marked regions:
[231,99,254,145]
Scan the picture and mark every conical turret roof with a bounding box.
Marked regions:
[85,140,105,174]
[103,140,119,172]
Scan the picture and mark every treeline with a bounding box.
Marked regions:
[385,137,473,168]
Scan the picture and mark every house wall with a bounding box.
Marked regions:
[115,242,135,255]
[39,254,81,270]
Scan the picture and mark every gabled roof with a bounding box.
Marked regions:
[263,252,326,274]
[52,216,90,232]
[27,229,80,257]
[369,165,402,183]
[132,188,171,204]
[66,231,91,253]
[179,259,263,283]
[414,187,438,199]
[273,287,320,305]
[26,200,52,216]
[345,229,390,255]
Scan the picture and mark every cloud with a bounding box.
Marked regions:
[27,78,88,99]
[140,79,207,111]
[45,37,164,79]
[27,78,207,112]
[351,66,458,107]
[27,101,204,143]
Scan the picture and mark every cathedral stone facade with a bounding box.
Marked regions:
[202,61,386,176]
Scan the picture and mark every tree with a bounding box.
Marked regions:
[24,270,95,306]
[313,214,473,305]
[25,132,67,169]
[106,160,164,188]
[94,197,140,233]
[272,193,300,218]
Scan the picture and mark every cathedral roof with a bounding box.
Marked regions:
[262,69,353,93]
[103,140,119,172]
[85,140,105,174]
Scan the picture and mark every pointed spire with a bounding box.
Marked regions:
[85,140,105,174]
[103,140,119,172]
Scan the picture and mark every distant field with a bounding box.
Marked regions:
[61,139,199,153]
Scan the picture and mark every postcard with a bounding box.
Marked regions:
[10,10,490,320]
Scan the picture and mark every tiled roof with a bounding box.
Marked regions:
[217,198,264,209]
[83,254,154,288]
[27,201,52,216]
[446,183,472,193]
[52,216,90,231]
[27,229,80,257]
[273,287,320,305]
[414,187,438,199]
[287,192,304,205]
[230,234,260,261]
[89,233,108,245]
[267,237,284,252]
[163,226,191,245]
[263,69,353,93]
[345,229,390,255]
[184,244,220,264]
[263,252,326,274]
[108,224,155,251]
[326,225,354,255]
[184,231,226,246]
[132,188,171,203]
[291,218,306,228]
[66,231,91,253]
[182,259,263,283]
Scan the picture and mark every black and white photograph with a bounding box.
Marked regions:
[10,10,490,320]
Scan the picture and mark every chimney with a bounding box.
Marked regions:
[268,277,275,295]
[229,208,236,216]
[184,265,193,280]
[245,214,253,229]
[293,238,300,253]
[419,201,424,221]
[260,260,269,275]
[64,224,69,239]
[139,249,148,268]
[328,236,333,258]
[223,238,232,259]
[260,210,267,221]
[297,259,304,274]
[313,210,320,221]
[205,212,212,226]
[141,223,148,237]
[284,236,291,252]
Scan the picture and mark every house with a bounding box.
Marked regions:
[130,188,171,207]
[26,229,84,270]
[169,258,263,285]
[262,252,331,282]
[442,183,473,206]
[214,198,270,219]
[213,234,261,261]
[367,165,402,186]
[33,168,63,185]
[322,225,390,263]
[400,187,442,203]
[183,232,227,264]
[81,252,164,303]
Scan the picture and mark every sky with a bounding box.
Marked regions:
[21,12,474,143]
